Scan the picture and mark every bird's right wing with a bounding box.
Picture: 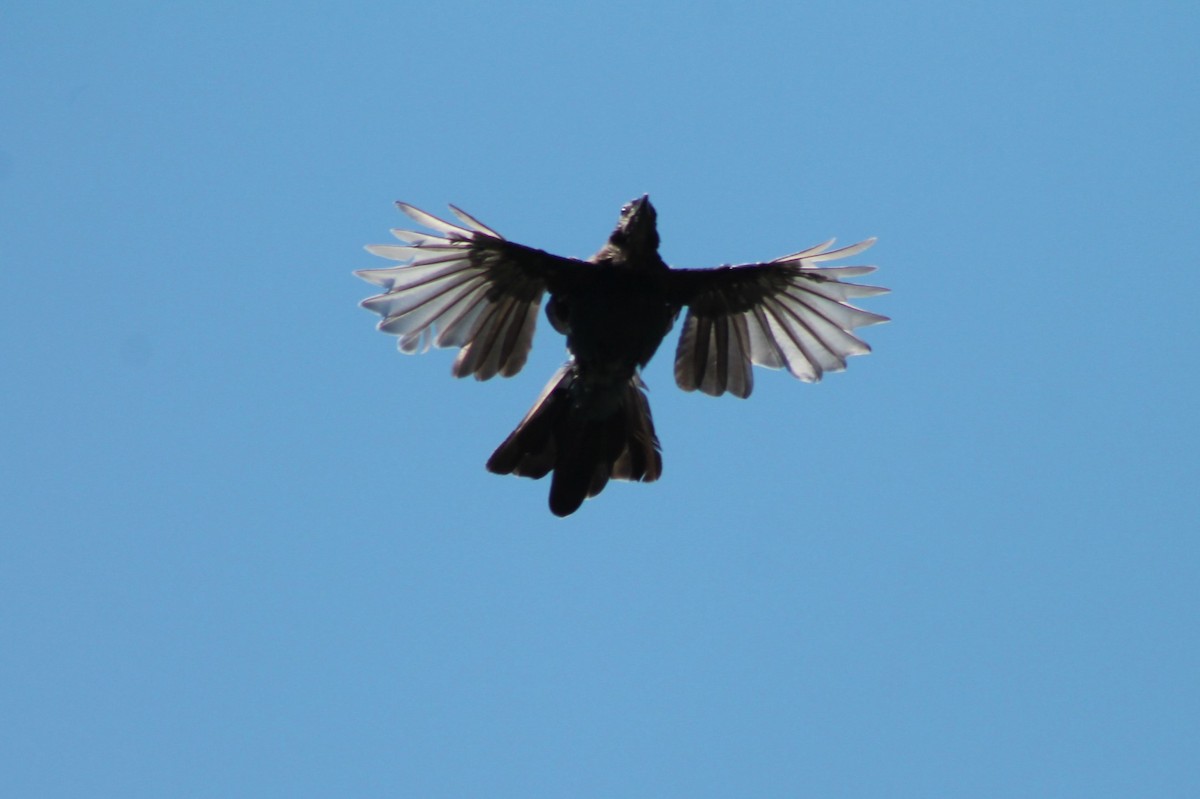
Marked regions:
[356,203,580,380]
[667,238,889,398]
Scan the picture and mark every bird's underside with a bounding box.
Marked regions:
[356,196,889,516]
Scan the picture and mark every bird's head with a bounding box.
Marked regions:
[601,195,660,265]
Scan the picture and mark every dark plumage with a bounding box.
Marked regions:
[356,196,888,516]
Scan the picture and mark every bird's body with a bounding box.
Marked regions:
[357,196,888,516]
[548,263,674,378]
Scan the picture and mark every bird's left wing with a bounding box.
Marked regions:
[356,203,579,380]
[667,238,889,398]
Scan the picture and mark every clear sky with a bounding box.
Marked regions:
[3,2,1198,796]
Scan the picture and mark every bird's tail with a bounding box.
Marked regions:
[486,364,662,516]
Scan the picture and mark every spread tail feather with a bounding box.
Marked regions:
[486,365,662,517]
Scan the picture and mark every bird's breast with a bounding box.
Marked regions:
[559,267,677,375]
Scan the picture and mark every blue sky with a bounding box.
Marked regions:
[3,2,1197,796]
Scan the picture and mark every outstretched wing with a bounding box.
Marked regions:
[667,238,888,398]
[356,202,579,380]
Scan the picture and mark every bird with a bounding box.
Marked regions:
[356,196,888,517]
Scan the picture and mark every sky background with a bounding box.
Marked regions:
[3,2,1198,796]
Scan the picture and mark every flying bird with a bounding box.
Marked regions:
[356,196,888,516]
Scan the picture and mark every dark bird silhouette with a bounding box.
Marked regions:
[356,196,888,516]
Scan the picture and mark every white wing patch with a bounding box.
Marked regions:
[675,238,889,398]
[356,203,546,380]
